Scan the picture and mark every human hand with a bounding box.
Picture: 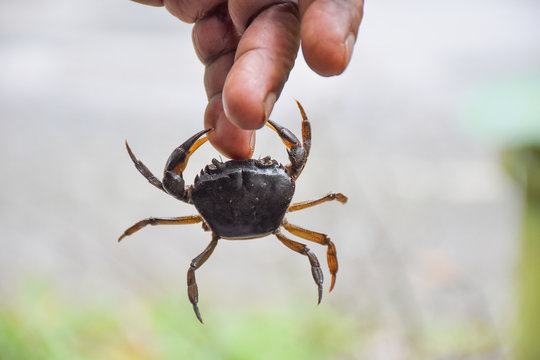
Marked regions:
[132,0,364,159]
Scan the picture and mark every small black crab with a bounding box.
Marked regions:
[119,101,347,323]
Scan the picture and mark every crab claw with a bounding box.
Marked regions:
[163,128,212,202]
[165,128,212,175]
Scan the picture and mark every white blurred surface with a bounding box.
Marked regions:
[1,0,539,349]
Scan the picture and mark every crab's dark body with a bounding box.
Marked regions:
[191,159,295,239]
[119,101,347,323]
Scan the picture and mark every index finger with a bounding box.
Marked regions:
[223,1,301,130]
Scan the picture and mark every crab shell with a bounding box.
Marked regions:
[191,158,295,239]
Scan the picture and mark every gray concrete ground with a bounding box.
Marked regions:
[1,0,539,356]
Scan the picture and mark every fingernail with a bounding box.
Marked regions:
[263,92,277,122]
[344,33,356,65]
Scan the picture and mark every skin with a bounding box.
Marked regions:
[132,0,364,159]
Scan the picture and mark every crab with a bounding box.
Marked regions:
[118,101,347,323]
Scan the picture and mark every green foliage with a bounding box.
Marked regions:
[0,279,508,359]
[0,281,362,360]
[505,146,540,360]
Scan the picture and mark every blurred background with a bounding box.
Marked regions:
[1,0,539,359]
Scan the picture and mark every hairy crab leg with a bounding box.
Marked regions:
[281,218,339,292]
[287,193,348,213]
[274,229,324,304]
[118,215,203,242]
[187,234,219,324]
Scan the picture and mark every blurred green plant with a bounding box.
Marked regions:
[0,278,506,360]
[463,70,540,360]
[0,279,364,360]
[504,147,540,360]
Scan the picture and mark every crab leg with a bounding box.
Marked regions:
[125,141,165,192]
[281,219,339,292]
[295,99,312,157]
[124,128,211,203]
[187,234,219,324]
[266,100,311,180]
[274,229,324,304]
[118,215,203,242]
[287,193,348,213]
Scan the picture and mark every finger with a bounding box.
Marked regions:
[223,1,300,130]
[163,0,225,23]
[192,3,239,67]
[205,53,256,159]
[193,4,253,159]
[299,0,364,76]
[134,0,253,158]
[205,93,255,159]
[228,0,288,31]
[131,0,163,6]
